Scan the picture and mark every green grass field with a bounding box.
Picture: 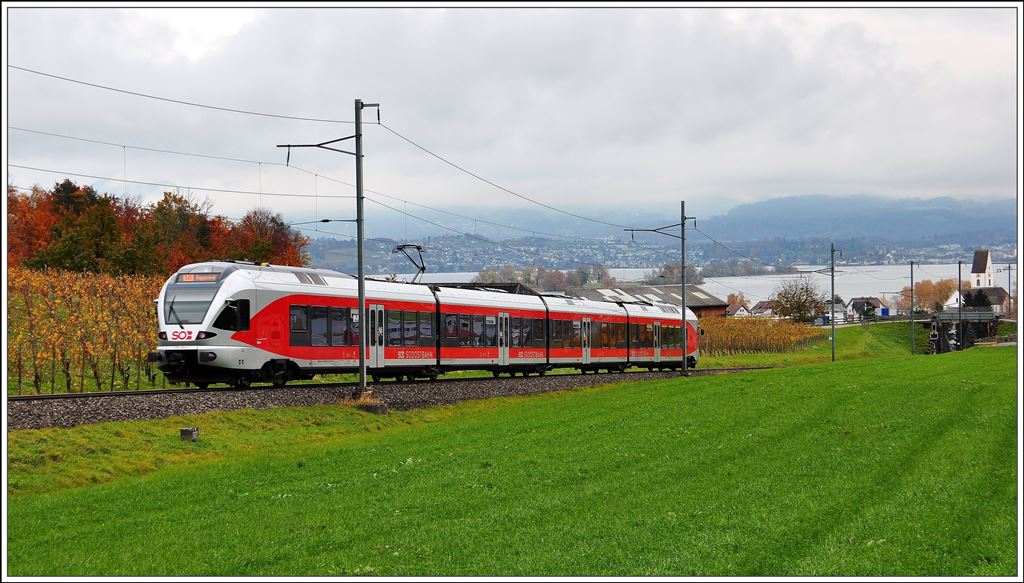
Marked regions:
[6,342,1017,576]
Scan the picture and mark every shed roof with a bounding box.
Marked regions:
[565,284,727,307]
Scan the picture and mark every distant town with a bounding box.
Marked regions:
[306,233,1018,275]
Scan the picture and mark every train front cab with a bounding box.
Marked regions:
[151,263,259,387]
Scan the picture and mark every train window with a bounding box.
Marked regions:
[445,314,459,339]
[330,308,349,346]
[388,311,403,347]
[510,318,522,348]
[645,324,654,348]
[531,318,545,347]
[237,300,250,331]
[471,315,484,347]
[484,316,497,347]
[599,322,610,348]
[290,305,308,331]
[459,315,471,347]
[290,306,309,346]
[571,320,581,348]
[551,318,562,348]
[521,318,532,346]
[404,312,418,346]
[310,307,329,347]
[419,313,434,347]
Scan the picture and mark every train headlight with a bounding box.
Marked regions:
[199,351,217,363]
[197,331,217,340]
[158,332,167,340]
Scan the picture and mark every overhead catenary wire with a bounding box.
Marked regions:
[365,197,615,271]
[9,125,643,247]
[12,64,645,233]
[9,65,358,125]
[700,277,770,301]
[8,164,356,200]
[377,122,633,230]
[692,227,777,269]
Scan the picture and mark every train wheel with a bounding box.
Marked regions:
[492,371,500,378]
[196,383,209,389]
[371,374,380,383]
[233,377,250,389]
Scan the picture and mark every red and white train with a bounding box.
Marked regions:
[150,261,701,388]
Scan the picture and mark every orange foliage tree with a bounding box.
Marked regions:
[8,180,310,275]
[895,278,970,312]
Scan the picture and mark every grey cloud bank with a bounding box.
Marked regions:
[5,6,1017,234]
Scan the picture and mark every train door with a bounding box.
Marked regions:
[498,312,510,366]
[581,318,592,364]
[369,304,385,368]
[653,321,662,363]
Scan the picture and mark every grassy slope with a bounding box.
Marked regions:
[6,346,1017,576]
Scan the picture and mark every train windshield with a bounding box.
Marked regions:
[163,283,221,325]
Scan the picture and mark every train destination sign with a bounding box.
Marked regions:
[177,273,219,283]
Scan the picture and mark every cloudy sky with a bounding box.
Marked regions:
[4,6,1019,239]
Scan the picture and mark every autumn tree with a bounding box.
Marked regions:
[8,181,311,274]
[590,264,617,287]
[772,278,827,323]
[727,292,749,308]
[895,278,969,313]
[541,268,568,291]
[7,185,57,266]
[643,261,703,285]
[472,264,520,284]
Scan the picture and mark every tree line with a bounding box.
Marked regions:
[472,264,618,291]
[7,180,310,275]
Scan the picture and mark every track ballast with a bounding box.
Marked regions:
[7,367,770,430]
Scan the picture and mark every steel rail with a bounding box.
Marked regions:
[7,367,772,402]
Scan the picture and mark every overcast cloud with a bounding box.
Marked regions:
[4,6,1018,238]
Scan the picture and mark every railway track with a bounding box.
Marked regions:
[7,367,770,402]
[7,366,772,430]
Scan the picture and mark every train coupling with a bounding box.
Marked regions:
[147,351,163,363]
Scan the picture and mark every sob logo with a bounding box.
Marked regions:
[170,330,194,341]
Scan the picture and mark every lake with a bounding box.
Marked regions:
[380,263,1012,306]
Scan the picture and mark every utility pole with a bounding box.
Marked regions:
[998,263,1017,316]
[910,261,916,354]
[957,260,963,351]
[680,200,689,376]
[276,98,379,394]
[354,99,370,393]
[831,243,842,362]
[623,201,696,376]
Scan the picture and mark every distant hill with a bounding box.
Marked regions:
[696,195,1018,243]
[352,195,1017,245]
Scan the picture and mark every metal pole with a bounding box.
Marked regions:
[831,242,836,362]
[910,261,915,354]
[681,200,687,376]
[355,99,368,393]
[958,260,963,351]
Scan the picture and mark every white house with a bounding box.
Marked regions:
[726,304,751,317]
[944,287,1010,316]
[846,297,882,321]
